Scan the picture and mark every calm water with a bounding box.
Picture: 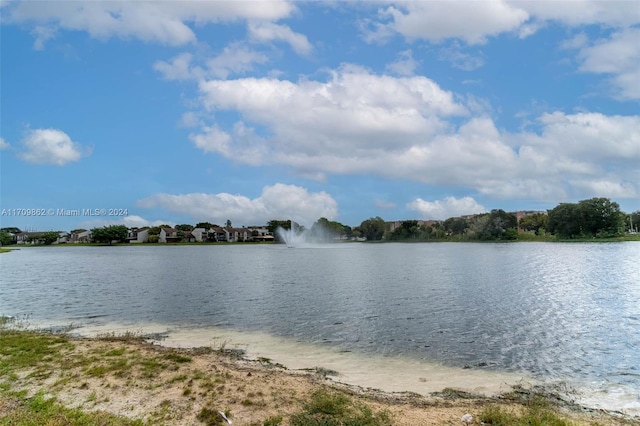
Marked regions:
[1,243,639,414]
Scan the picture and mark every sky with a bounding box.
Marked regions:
[1,0,639,232]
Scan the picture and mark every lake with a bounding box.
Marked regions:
[1,242,639,415]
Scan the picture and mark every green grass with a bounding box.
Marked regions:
[0,390,144,426]
[479,401,576,426]
[289,389,391,426]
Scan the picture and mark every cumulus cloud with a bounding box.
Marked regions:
[570,27,640,100]
[4,0,296,48]
[0,137,10,150]
[438,43,485,71]
[188,65,639,201]
[364,1,638,45]
[248,21,312,55]
[408,196,487,220]
[137,183,338,227]
[385,49,418,76]
[373,0,529,44]
[154,44,270,82]
[19,128,90,166]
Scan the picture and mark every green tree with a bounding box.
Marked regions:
[1,227,21,234]
[91,225,128,245]
[356,217,386,241]
[225,219,232,228]
[476,210,518,240]
[388,220,422,240]
[0,230,14,245]
[175,224,194,232]
[311,217,350,241]
[519,213,548,235]
[443,217,469,236]
[578,197,624,237]
[195,222,216,230]
[41,231,61,245]
[547,203,582,238]
[267,220,291,234]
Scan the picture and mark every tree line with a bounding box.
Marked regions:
[1,197,637,245]
[357,198,638,241]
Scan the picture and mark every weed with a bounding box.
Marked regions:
[289,389,391,426]
[263,415,283,426]
[164,353,192,363]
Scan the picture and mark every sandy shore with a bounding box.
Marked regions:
[1,330,635,426]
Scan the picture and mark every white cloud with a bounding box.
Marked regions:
[438,42,485,71]
[137,183,338,227]
[365,1,638,45]
[154,44,270,82]
[153,52,204,81]
[407,196,487,220]
[19,128,90,166]
[5,0,296,48]
[573,27,640,100]
[187,66,639,201]
[0,137,10,150]
[375,0,529,44]
[385,49,418,76]
[206,43,270,78]
[248,21,312,55]
[518,0,640,28]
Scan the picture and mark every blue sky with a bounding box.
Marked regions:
[1,0,638,231]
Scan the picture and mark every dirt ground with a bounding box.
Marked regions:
[1,337,635,425]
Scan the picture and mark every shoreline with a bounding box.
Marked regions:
[1,324,637,425]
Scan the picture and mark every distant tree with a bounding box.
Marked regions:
[311,217,350,241]
[547,198,624,239]
[225,219,232,228]
[443,217,469,236]
[91,225,128,245]
[356,217,386,241]
[578,197,624,237]
[41,231,61,245]
[1,227,21,234]
[70,228,87,234]
[148,235,159,243]
[195,222,216,230]
[388,220,423,240]
[267,220,291,234]
[176,224,194,232]
[518,213,548,235]
[0,230,14,245]
[547,203,582,238]
[147,225,170,236]
[476,210,517,240]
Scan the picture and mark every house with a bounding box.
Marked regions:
[70,230,92,243]
[226,227,250,242]
[127,227,149,243]
[13,232,44,244]
[246,226,274,242]
[211,226,228,242]
[191,227,208,242]
[55,232,69,244]
[159,227,181,243]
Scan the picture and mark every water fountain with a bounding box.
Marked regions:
[276,226,307,247]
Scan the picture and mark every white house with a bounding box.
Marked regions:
[127,228,149,243]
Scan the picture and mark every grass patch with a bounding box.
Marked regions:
[289,389,391,426]
[479,401,575,425]
[0,390,144,425]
